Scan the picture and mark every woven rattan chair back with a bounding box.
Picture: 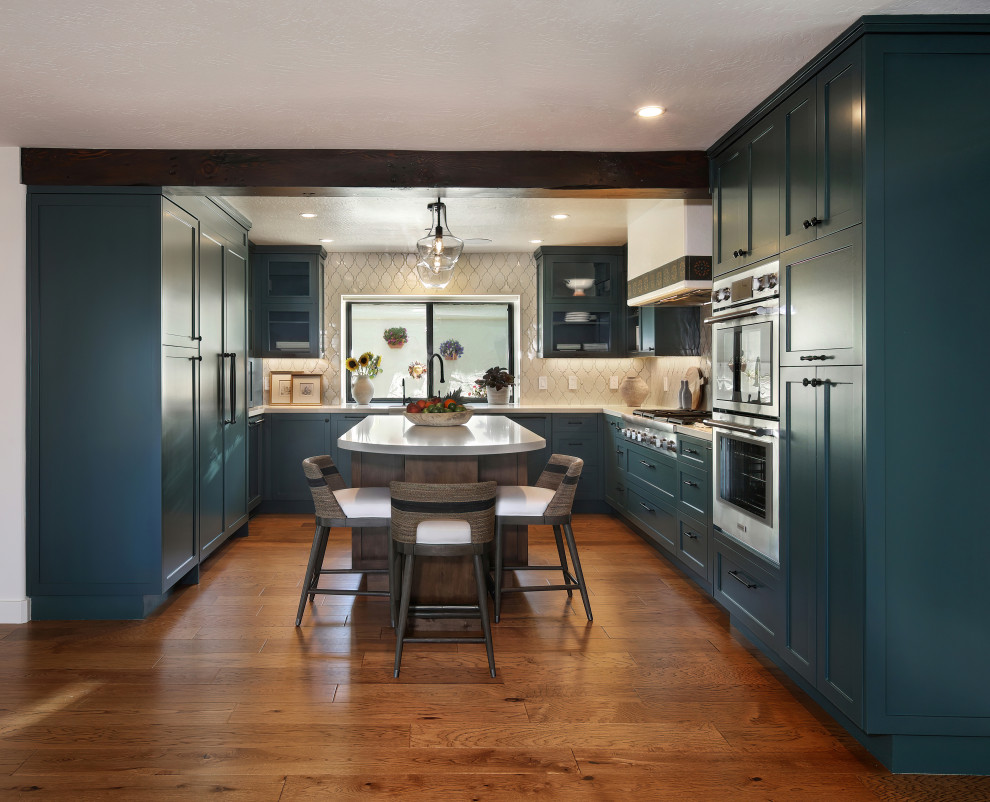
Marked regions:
[389,480,497,546]
[301,455,348,522]
[534,454,584,519]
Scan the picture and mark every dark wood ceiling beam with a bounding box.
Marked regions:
[20,148,710,198]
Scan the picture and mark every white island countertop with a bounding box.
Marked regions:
[337,414,546,456]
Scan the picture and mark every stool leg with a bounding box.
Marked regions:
[474,553,496,678]
[562,522,593,622]
[393,552,415,678]
[296,525,329,626]
[309,523,332,603]
[494,521,504,623]
[387,531,398,628]
[552,525,574,598]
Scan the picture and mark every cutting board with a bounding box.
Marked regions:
[685,367,705,410]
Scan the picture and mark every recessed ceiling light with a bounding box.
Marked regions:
[529,239,543,244]
[636,105,665,118]
[551,214,569,220]
[320,238,333,243]
[300,213,317,218]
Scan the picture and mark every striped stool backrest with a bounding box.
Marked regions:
[534,454,584,517]
[301,455,347,521]
[389,481,497,545]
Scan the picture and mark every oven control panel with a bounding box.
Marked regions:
[711,261,780,308]
[619,426,677,454]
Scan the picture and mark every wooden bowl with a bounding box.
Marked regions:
[403,409,474,427]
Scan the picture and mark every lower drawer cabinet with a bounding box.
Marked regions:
[626,484,676,552]
[677,465,709,521]
[677,517,709,581]
[714,536,782,648]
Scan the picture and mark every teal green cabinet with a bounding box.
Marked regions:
[712,118,780,276]
[551,414,602,507]
[266,414,331,502]
[778,44,863,252]
[253,245,326,358]
[780,226,863,368]
[714,532,782,649]
[536,246,626,357]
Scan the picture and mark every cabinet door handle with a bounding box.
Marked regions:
[615,486,624,492]
[728,570,758,589]
[248,420,262,428]
[639,460,655,469]
[802,217,822,229]
[188,355,202,362]
[685,530,699,540]
[733,248,749,259]
[616,448,623,454]
[193,335,203,341]
[639,502,655,513]
[802,378,824,387]
[682,480,698,488]
[799,354,833,361]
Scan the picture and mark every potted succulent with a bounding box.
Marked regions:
[345,351,383,404]
[477,366,515,405]
[438,338,464,360]
[383,326,408,349]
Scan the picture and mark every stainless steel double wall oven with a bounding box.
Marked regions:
[705,260,781,564]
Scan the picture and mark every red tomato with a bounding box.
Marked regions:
[406,402,419,413]
[416,399,429,410]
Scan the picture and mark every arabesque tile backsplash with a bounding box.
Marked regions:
[264,252,710,407]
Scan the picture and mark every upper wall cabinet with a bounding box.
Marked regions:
[536,246,627,357]
[712,118,780,276]
[779,44,863,252]
[252,245,326,358]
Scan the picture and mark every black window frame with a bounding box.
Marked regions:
[344,300,515,403]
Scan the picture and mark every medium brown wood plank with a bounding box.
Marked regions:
[0,774,285,800]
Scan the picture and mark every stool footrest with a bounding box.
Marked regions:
[502,564,568,571]
[401,636,487,644]
[309,587,391,597]
[317,568,388,574]
[500,582,577,593]
[409,604,482,619]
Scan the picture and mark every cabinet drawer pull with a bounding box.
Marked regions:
[684,448,699,455]
[799,354,833,361]
[639,460,655,469]
[639,503,655,514]
[685,530,699,540]
[682,480,699,488]
[616,448,623,454]
[566,421,582,425]
[728,570,758,589]
[802,216,822,229]
[567,441,583,446]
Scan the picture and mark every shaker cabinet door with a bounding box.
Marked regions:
[161,201,199,348]
[816,47,863,238]
[778,80,819,253]
[780,227,863,367]
[713,147,748,276]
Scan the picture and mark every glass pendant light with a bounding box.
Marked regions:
[416,198,463,288]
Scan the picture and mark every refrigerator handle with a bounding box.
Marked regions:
[223,353,237,425]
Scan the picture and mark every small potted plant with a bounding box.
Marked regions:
[345,351,383,404]
[383,326,408,349]
[438,338,464,360]
[477,366,515,405]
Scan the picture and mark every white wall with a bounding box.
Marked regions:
[0,148,27,623]
[626,199,712,280]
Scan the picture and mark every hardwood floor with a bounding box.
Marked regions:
[2,513,988,800]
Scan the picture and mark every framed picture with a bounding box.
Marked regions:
[269,372,294,405]
[291,373,323,405]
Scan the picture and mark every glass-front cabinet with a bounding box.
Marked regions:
[252,245,326,358]
[536,246,626,357]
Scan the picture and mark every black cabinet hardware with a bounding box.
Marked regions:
[639,502,655,513]
[682,480,699,488]
[188,355,202,361]
[728,570,758,589]
[193,335,203,341]
[685,530,699,540]
[639,460,655,469]
[802,217,823,229]
[800,354,833,361]
[802,378,825,387]
[684,447,699,455]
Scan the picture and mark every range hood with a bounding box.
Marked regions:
[625,200,712,307]
[626,255,712,307]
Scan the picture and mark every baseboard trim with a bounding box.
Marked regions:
[0,598,30,623]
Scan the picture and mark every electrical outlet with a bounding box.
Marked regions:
[609,375,619,390]
[538,376,548,390]
[663,376,669,392]
[568,375,578,390]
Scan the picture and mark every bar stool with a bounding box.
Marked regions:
[493,454,592,623]
[390,480,497,678]
[297,455,394,627]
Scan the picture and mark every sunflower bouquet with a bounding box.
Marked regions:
[345,351,383,378]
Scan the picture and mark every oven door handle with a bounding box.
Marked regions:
[703,306,774,325]
[703,419,768,437]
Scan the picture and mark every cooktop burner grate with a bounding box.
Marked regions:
[633,409,709,423]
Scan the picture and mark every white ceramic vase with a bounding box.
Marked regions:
[352,375,374,405]
[486,386,510,405]
[619,373,649,407]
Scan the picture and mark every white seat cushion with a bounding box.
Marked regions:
[495,485,555,517]
[415,519,472,544]
[333,486,392,519]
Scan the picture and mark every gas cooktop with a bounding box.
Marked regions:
[632,409,709,425]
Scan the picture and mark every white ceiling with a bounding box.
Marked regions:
[0,0,983,151]
[224,195,640,251]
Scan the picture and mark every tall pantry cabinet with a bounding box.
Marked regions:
[708,16,990,774]
[27,189,251,619]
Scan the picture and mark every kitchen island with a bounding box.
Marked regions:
[338,415,545,602]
